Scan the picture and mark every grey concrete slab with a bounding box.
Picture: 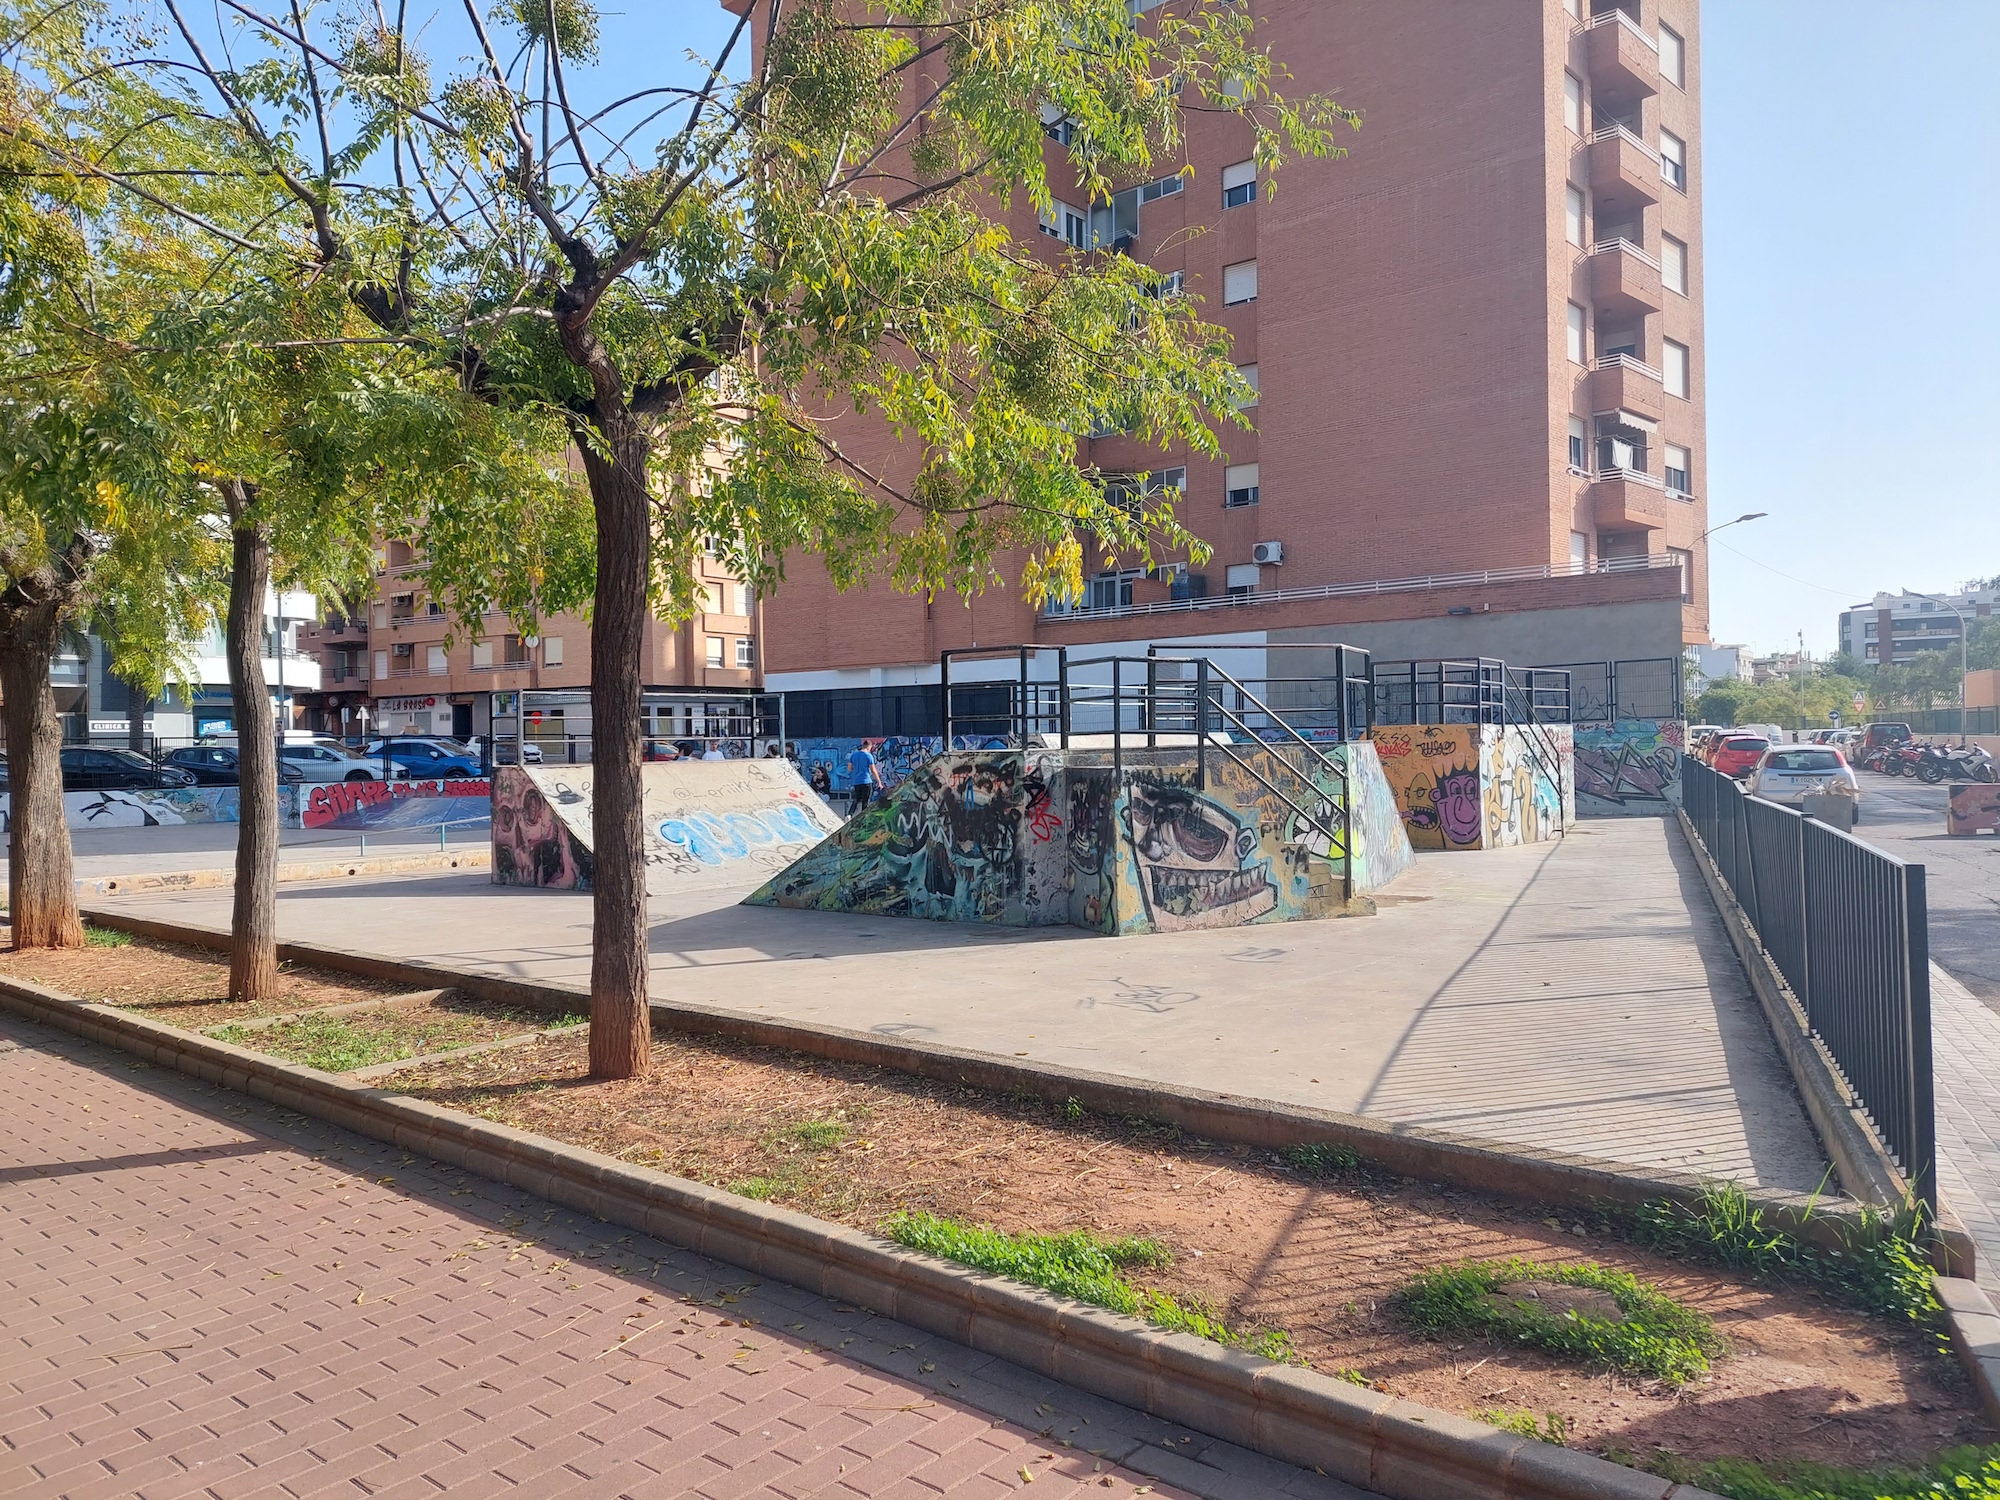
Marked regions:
[92,818,1832,1196]
[0,820,490,883]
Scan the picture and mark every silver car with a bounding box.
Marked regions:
[1746,746,1860,814]
[278,739,386,783]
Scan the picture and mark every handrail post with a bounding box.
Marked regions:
[1904,862,1936,1221]
[1018,646,1030,744]
[1195,657,1209,792]
[940,650,953,746]
[1112,657,1123,782]
[1058,646,1070,749]
[1335,645,1347,742]
[1146,647,1158,750]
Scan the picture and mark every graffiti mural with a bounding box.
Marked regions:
[1120,774,1280,932]
[789,735,1013,797]
[0,786,303,832]
[1341,740,1419,892]
[1369,725,1573,850]
[302,778,491,831]
[1575,719,1684,817]
[1947,782,2000,836]
[490,765,593,890]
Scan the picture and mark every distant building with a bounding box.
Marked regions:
[1838,588,1997,668]
[1688,642,1747,688]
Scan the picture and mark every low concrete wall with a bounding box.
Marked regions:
[1576,720,1684,818]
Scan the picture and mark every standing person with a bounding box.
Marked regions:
[845,742,882,814]
[701,742,725,762]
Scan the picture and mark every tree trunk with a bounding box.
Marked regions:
[224,483,281,1006]
[0,547,87,951]
[577,421,653,1080]
[125,682,150,753]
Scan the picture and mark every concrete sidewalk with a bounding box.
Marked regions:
[0,1013,1352,1500]
[0,822,490,887]
[94,818,1832,1196]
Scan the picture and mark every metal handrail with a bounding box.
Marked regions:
[1583,6,1659,52]
[1040,555,1680,621]
[1595,351,1663,380]
[1593,464,1666,490]
[1591,236,1660,270]
[1588,122,1657,159]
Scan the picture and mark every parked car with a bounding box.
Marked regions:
[1746,746,1860,813]
[163,745,308,786]
[278,739,385,783]
[1708,734,1771,779]
[379,741,482,779]
[58,746,197,791]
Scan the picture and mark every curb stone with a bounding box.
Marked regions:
[76,847,488,898]
[0,972,1724,1500]
[1936,1276,2000,1426]
[77,902,1897,1260]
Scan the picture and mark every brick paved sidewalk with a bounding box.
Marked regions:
[1932,964,2000,1295]
[0,1016,1360,1500]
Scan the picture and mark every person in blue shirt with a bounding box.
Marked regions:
[845,744,882,813]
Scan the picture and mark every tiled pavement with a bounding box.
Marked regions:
[0,1015,1364,1500]
[1931,964,2000,1295]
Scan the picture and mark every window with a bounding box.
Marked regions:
[1224,463,1260,508]
[1088,571,1139,611]
[426,599,444,618]
[426,645,448,675]
[1662,338,1690,397]
[1139,173,1183,204]
[1661,234,1688,294]
[1568,416,1588,470]
[1039,102,1079,146]
[373,650,388,678]
[1570,531,1589,569]
[391,593,415,621]
[1224,563,1261,596]
[1563,0,1580,16]
[1864,621,1879,639]
[372,602,388,628]
[1088,186,1140,248]
[1660,130,1687,190]
[1665,444,1691,494]
[472,640,494,669]
[1233,363,1259,407]
[1564,185,1585,248]
[1566,302,1587,364]
[1659,25,1685,88]
[1223,260,1258,304]
[1669,547,1693,603]
[503,633,531,665]
[704,636,723,668]
[1563,72,1583,135]
[1150,269,1185,299]
[543,635,564,667]
[1222,160,1257,209]
[736,583,755,615]
[735,637,756,668]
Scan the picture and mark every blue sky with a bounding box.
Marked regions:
[1703,1,2000,654]
[417,4,1996,657]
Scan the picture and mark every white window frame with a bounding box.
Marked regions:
[543,635,565,667]
[1660,130,1687,190]
[1659,25,1685,89]
[1665,444,1692,495]
[471,640,494,669]
[735,637,756,669]
[1233,363,1259,407]
[1663,338,1690,398]
[1224,463,1260,508]
[426,645,448,676]
[1221,160,1257,209]
[1669,547,1693,602]
[1568,416,1588,471]
[1570,531,1589,569]
[1566,302,1587,365]
[1661,234,1688,295]
[704,636,724,668]
[1563,72,1583,135]
[1222,260,1258,304]
[1564,184,1586,248]
[1139,173,1183,204]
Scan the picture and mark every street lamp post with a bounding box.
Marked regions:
[1900,587,1972,745]
[1694,511,1767,544]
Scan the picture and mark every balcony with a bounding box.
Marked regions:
[1587,352,1664,422]
[1589,468,1674,531]
[1584,9,1659,107]
[1588,238,1662,318]
[1585,124,1660,214]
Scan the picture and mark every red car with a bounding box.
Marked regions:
[1710,734,1771,779]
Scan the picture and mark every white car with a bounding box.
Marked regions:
[1746,746,1860,815]
[278,739,387,783]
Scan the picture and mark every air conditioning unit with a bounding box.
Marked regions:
[1251,540,1285,566]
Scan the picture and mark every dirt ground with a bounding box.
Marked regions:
[0,926,403,1027]
[392,1023,1995,1470]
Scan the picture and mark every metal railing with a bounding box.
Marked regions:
[1589,121,1657,159]
[1371,658,1574,727]
[1583,5,1658,51]
[1591,464,1666,490]
[1592,236,1661,270]
[1594,351,1663,381]
[1682,758,1934,1213]
[1039,555,1682,622]
[1548,657,1683,723]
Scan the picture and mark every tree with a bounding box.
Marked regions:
[52,0,1354,1076]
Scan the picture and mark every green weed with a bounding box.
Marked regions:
[1477,1409,1570,1446]
[730,1163,810,1201]
[1280,1141,1361,1177]
[1061,1097,1084,1124]
[1333,1367,1370,1387]
[1648,1445,2000,1500]
[1631,1182,1941,1328]
[883,1211,1298,1361]
[786,1119,848,1150]
[1399,1258,1718,1384]
[210,1014,410,1073]
[83,925,133,948]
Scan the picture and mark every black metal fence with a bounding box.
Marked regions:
[1682,758,1934,1211]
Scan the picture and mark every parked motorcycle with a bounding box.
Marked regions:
[1916,744,1999,784]
[1881,743,1928,778]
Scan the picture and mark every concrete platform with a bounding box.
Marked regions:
[93,818,1830,1195]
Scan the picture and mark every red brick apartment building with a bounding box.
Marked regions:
[741,0,1707,716]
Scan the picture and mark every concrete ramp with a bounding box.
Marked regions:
[491,760,843,895]
[745,743,1414,935]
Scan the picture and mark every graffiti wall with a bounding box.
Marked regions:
[1368,725,1573,850]
[1342,740,1420,893]
[790,735,1012,796]
[0,786,304,832]
[750,744,1414,936]
[1947,782,2000,836]
[490,760,842,896]
[1575,719,1685,817]
[301,778,492,831]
